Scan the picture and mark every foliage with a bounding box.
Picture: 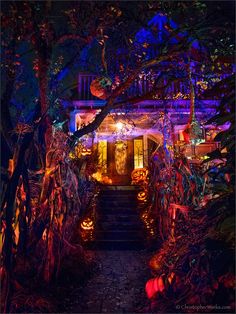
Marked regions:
[146,62,235,314]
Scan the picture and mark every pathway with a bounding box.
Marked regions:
[63,250,152,313]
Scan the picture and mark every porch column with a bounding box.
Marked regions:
[69,110,77,133]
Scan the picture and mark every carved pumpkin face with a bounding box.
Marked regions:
[131,168,148,184]
[81,147,92,156]
[81,218,94,230]
[137,190,147,201]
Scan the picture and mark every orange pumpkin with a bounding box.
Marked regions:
[149,256,161,271]
[81,218,94,230]
[90,76,112,100]
[137,190,147,201]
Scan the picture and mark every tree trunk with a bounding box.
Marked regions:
[2,132,34,313]
[38,57,52,152]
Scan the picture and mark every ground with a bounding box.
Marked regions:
[63,250,152,313]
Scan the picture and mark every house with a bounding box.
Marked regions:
[66,14,227,185]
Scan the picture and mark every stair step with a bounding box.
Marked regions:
[86,185,145,251]
[99,200,137,206]
[98,210,139,218]
[99,221,143,231]
[98,207,138,214]
[101,214,141,223]
[96,230,142,241]
[100,192,137,196]
[100,199,137,204]
[100,185,140,191]
[85,240,145,250]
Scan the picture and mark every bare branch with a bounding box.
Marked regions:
[56,34,92,45]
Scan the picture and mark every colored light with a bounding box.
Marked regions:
[116,121,124,130]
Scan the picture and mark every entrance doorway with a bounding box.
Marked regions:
[107,139,134,185]
[97,137,145,185]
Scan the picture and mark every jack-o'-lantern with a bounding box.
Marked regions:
[81,147,92,156]
[81,218,94,230]
[137,190,147,202]
[90,76,112,100]
[131,168,148,185]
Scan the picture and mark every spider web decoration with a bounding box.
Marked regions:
[112,114,135,140]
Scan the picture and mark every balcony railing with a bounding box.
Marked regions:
[77,72,221,101]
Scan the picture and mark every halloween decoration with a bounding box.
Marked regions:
[137,190,148,202]
[115,140,128,175]
[131,168,149,185]
[183,66,204,145]
[81,218,94,230]
[90,76,112,99]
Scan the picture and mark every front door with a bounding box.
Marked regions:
[107,139,134,185]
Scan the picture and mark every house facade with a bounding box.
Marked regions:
[66,72,220,185]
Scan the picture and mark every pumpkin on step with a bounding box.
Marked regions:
[137,190,147,202]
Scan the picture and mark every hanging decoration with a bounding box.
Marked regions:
[115,140,128,175]
[90,76,112,99]
[182,64,204,145]
[112,115,135,141]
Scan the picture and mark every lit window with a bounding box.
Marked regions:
[134,139,144,169]
[98,140,107,173]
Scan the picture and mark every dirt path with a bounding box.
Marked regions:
[63,250,152,313]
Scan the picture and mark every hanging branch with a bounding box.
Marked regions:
[99,28,108,75]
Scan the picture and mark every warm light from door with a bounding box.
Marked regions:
[134,138,144,169]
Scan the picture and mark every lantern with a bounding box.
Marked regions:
[81,218,94,230]
[90,76,112,100]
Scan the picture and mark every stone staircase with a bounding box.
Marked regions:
[87,186,145,250]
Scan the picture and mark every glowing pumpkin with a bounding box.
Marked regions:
[137,190,147,201]
[81,218,94,230]
[145,276,165,299]
[131,168,148,185]
[90,76,112,100]
[149,256,161,271]
[81,147,92,156]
